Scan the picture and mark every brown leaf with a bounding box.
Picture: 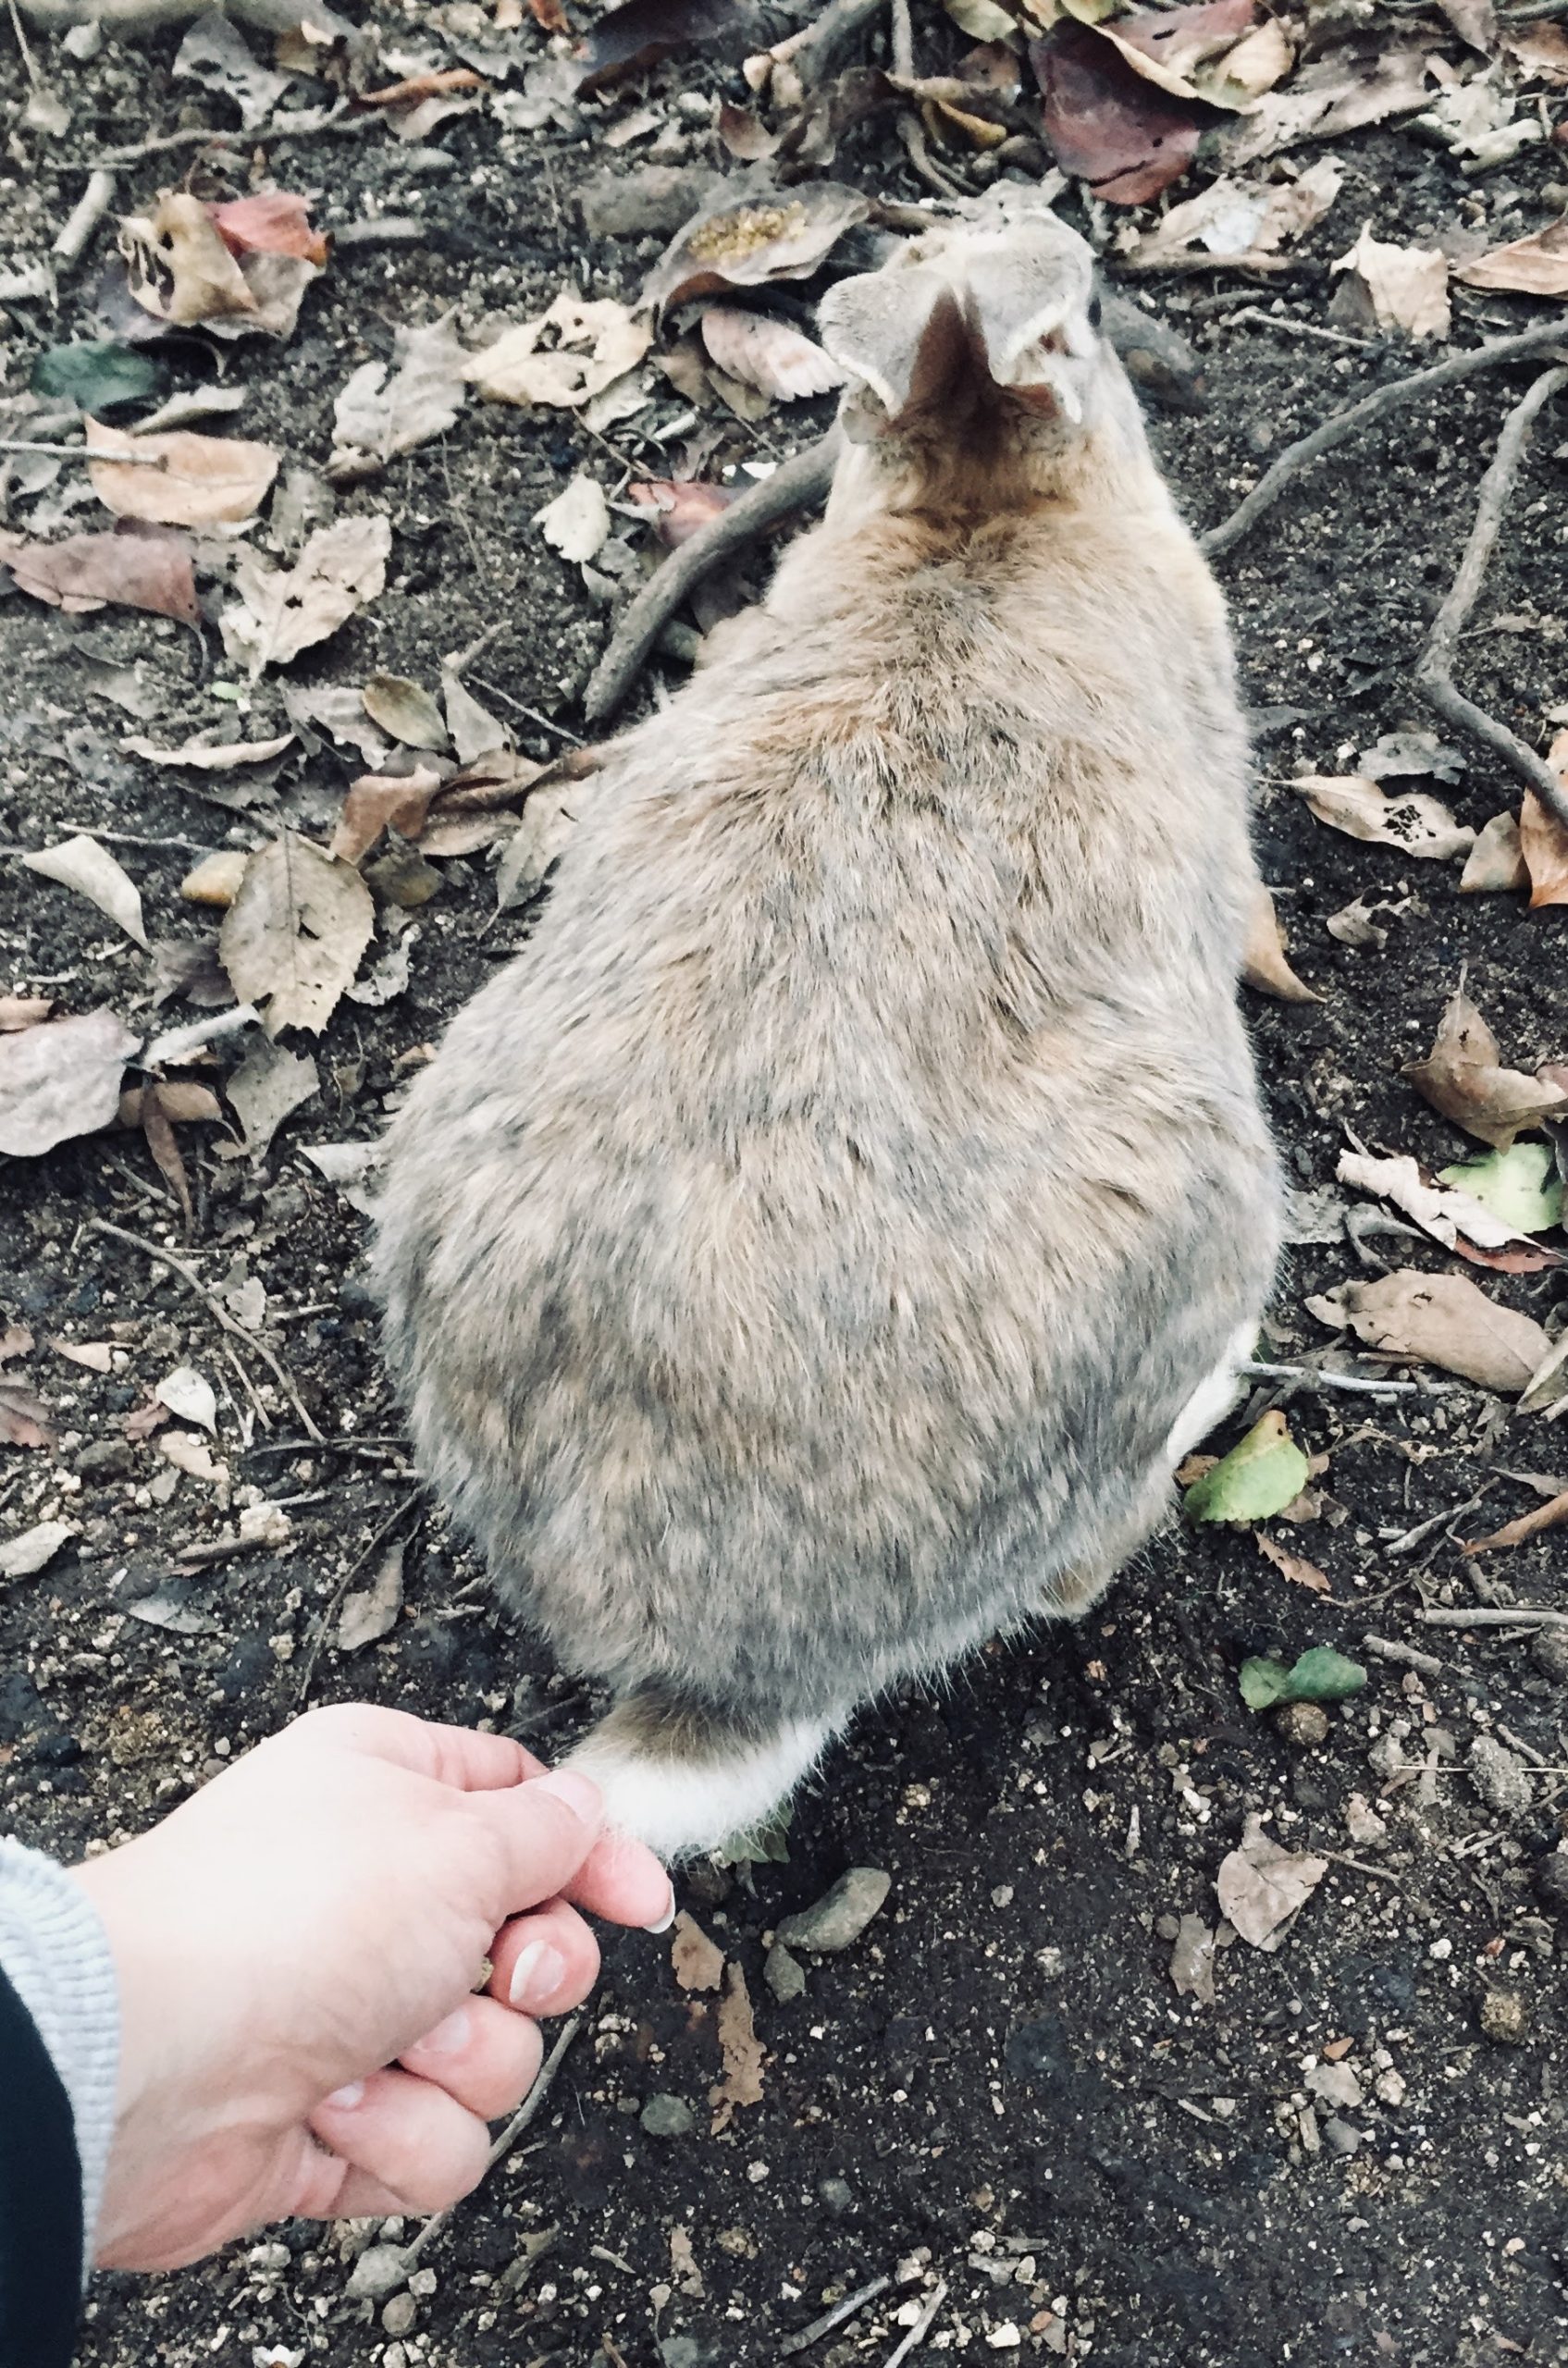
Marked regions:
[1255,1532,1331,1593]
[123,1393,172,1442]
[1504,21,1568,82]
[1031,19,1204,205]
[629,476,738,549]
[1241,882,1319,1003]
[0,1384,56,1452]
[338,1540,405,1650]
[124,730,295,771]
[0,526,199,626]
[218,834,377,1036]
[718,99,780,159]
[1403,987,1568,1150]
[467,291,651,408]
[575,0,739,92]
[1306,1268,1551,1394]
[1463,1488,1568,1554]
[331,770,442,866]
[671,1911,725,1992]
[141,1081,193,1232]
[0,1007,142,1158]
[530,0,570,28]
[119,1081,223,1126]
[709,1960,765,2131]
[120,191,259,327]
[1460,810,1529,895]
[1294,773,1474,860]
[1219,41,1431,171]
[1455,215,1568,300]
[1169,1912,1217,2004]
[698,306,844,402]
[1216,1813,1327,1950]
[1520,740,1568,907]
[641,184,870,315]
[1098,0,1259,107]
[220,515,391,676]
[1330,224,1450,339]
[361,66,487,105]
[210,191,328,266]
[85,415,279,529]
[0,1328,33,1363]
[363,674,451,754]
[0,998,52,1031]
[49,1338,113,1374]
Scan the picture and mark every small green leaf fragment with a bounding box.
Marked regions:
[1283,1646,1367,1703]
[1438,1141,1563,1236]
[1240,1657,1291,1709]
[1183,1409,1311,1525]
[31,341,166,413]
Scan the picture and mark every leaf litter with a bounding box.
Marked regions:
[218,835,376,1036]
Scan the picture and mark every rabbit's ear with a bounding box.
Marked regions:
[818,265,969,426]
[961,238,1091,389]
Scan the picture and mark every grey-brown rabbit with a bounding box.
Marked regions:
[373,191,1283,1859]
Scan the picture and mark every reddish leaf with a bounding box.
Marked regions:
[358,68,487,106]
[0,1384,56,1451]
[209,191,328,267]
[1031,20,1204,204]
[629,478,739,549]
[1451,1238,1564,1274]
[530,0,571,25]
[574,0,740,92]
[0,527,198,625]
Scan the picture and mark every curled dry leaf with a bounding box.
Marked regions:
[221,515,392,677]
[1403,987,1568,1150]
[439,672,508,767]
[120,191,256,327]
[218,833,376,1037]
[0,527,199,626]
[1216,1813,1327,1951]
[1128,159,1341,267]
[118,1082,224,1127]
[468,291,651,408]
[226,1035,320,1153]
[535,473,611,563]
[1306,1268,1550,1393]
[338,1540,405,1652]
[1338,1148,1531,1256]
[1241,882,1319,1004]
[629,477,738,549]
[1031,20,1204,204]
[0,1008,142,1158]
[1330,224,1450,339]
[1254,1533,1331,1594]
[1294,774,1474,861]
[84,417,278,530]
[362,674,450,755]
[0,1520,77,1580]
[641,184,870,314]
[698,306,845,402]
[1455,215,1568,300]
[1520,739,1568,908]
[574,0,742,93]
[330,770,443,866]
[1460,810,1528,894]
[329,313,468,474]
[1464,1488,1568,1554]
[22,835,147,949]
[709,1960,765,2132]
[125,731,295,771]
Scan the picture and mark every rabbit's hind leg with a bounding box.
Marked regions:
[567,1688,833,1862]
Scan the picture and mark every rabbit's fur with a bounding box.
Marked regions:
[373,193,1283,1857]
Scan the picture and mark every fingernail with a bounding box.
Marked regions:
[323,2079,364,2112]
[415,2006,472,2059]
[530,1766,604,1826]
[643,1882,677,1936]
[508,1939,567,2011]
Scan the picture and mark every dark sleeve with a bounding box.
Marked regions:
[0,1960,82,2368]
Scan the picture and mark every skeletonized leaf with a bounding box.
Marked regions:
[641,184,870,314]
[1330,224,1450,339]
[535,473,611,562]
[698,306,845,401]
[0,1008,142,1157]
[363,674,451,754]
[1241,882,1318,1003]
[468,290,651,407]
[1403,987,1568,1150]
[85,415,278,528]
[218,833,376,1037]
[330,313,468,469]
[120,191,257,327]
[22,835,148,948]
[221,515,391,676]
[226,1035,320,1153]
[0,527,199,626]
[1183,1410,1310,1524]
[1306,1267,1550,1393]
[1455,215,1568,299]
[1294,773,1474,860]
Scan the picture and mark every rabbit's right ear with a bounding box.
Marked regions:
[819,265,969,430]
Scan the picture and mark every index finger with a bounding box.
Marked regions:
[289,1704,549,1792]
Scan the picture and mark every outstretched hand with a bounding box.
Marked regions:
[71,1704,673,2271]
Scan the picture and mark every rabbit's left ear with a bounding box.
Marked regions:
[818,263,969,427]
[960,236,1091,388]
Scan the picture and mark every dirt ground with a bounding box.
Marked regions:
[4,2,1568,2362]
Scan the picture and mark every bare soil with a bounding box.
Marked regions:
[3,6,1568,2365]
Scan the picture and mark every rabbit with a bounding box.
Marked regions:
[372,188,1284,1861]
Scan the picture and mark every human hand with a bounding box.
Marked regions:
[70,1704,672,2271]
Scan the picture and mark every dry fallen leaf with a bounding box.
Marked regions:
[1216,1814,1327,1950]
[50,1338,113,1375]
[709,1960,765,2132]
[120,190,256,326]
[1463,1488,1568,1553]
[1403,987,1568,1150]
[330,313,468,473]
[124,730,295,772]
[629,476,738,549]
[1032,18,1204,204]
[641,184,870,314]
[0,1384,56,1451]
[156,1363,217,1432]
[440,672,509,766]
[160,1427,228,1489]
[338,1540,405,1651]
[84,415,278,528]
[172,9,288,130]
[363,674,451,755]
[468,290,651,407]
[219,833,376,1037]
[1331,223,1451,339]
[281,684,392,768]
[211,190,329,265]
[1306,1267,1551,1393]
[698,305,845,401]
[1338,1148,1529,1255]
[671,1912,725,1993]
[1460,810,1529,894]
[1520,740,1568,907]
[1255,1532,1331,1594]
[330,770,442,866]
[0,1008,142,1157]
[1294,773,1474,861]
[1504,22,1568,82]
[535,473,611,563]
[1128,158,1341,267]
[22,834,148,949]
[0,998,53,1031]
[1168,1912,1217,2004]
[1222,41,1432,170]
[1455,214,1568,300]
[1241,882,1319,1003]
[226,1034,320,1153]
[221,514,391,676]
[0,527,199,626]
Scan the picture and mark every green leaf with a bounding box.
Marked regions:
[1240,1645,1368,1713]
[31,341,167,413]
[1438,1141,1564,1236]
[1183,1410,1310,1525]
[1240,1656,1291,1709]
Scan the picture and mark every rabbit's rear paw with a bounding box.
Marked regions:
[567,1701,832,1862]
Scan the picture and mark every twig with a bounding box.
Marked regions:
[6,0,38,81]
[1228,304,1371,351]
[1200,318,1568,562]
[403,2012,585,2266]
[20,0,313,24]
[463,675,584,746]
[897,110,965,199]
[0,438,164,466]
[1240,1359,1417,1399]
[142,1005,260,1067]
[445,621,506,678]
[883,2280,949,2368]
[1381,1495,1486,1556]
[1362,1633,1445,1679]
[585,435,840,722]
[782,2275,894,2358]
[1323,1852,1402,1887]
[1414,365,1568,832]
[61,821,210,853]
[889,0,914,79]
[1420,1607,1568,1630]
[293,1491,421,1707]
[83,1218,324,1443]
[1498,1722,1550,1770]
[785,0,886,91]
[53,168,115,270]
[71,100,367,172]
[331,216,426,251]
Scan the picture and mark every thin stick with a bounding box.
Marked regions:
[782,2274,893,2357]
[0,438,165,466]
[785,0,886,90]
[1420,1607,1568,1630]
[585,436,839,722]
[889,0,914,79]
[6,0,38,81]
[1241,1359,1417,1399]
[1228,304,1371,351]
[1362,1633,1444,1679]
[53,168,116,270]
[883,2280,949,2368]
[1323,1852,1401,1886]
[464,674,584,746]
[142,1005,260,1067]
[1200,318,1568,562]
[293,1492,420,1707]
[61,821,210,853]
[1381,1495,1486,1556]
[68,100,365,172]
[403,2012,585,2265]
[83,1217,325,1443]
[1414,365,1568,832]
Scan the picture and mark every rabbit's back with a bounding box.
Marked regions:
[376,499,1280,1722]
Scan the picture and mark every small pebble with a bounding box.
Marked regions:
[1534,1848,1568,1913]
[1276,1701,1328,1748]
[764,1942,807,2004]
[640,2093,696,2140]
[381,2292,418,2337]
[1375,2068,1407,2107]
[1468,1735,1532,1819]
[345,2242,412,2302]
[1307,2062,1363,2112]
[819,2177,855,2214]
[1479,1989,1530,2045]
[1532,1627,1568,1682]
[1322,2116,1362,2158]
[1344,1793,1388,1848]
[776,1867,891,1953]
[986,2326,1022,2350]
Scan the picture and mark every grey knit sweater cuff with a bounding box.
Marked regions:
[0,1840,120,2272]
